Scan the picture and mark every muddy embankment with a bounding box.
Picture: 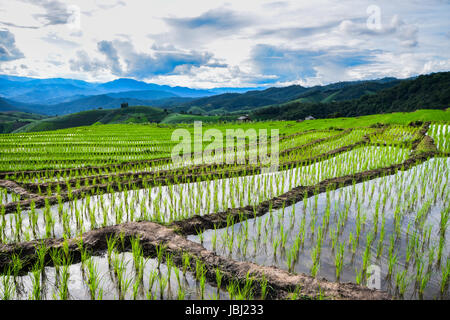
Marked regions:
[0,221,390,300]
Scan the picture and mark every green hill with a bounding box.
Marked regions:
[159,113,237,124]
[14,106,168,133]
[176,78,400,114]
[0,111,47,133]
[251,72,450,120]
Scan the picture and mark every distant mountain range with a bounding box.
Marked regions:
[2,71,449,133]
[0,74,405,116]
[0,72,448,121]
[0,75,259,107]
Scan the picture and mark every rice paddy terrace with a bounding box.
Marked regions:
[0,116,449,300]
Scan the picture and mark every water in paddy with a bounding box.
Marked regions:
[0,188,17,205]
[0,252,229,300]
[428,124,450,153]
[190,157,450,300]
[1,146,409,243]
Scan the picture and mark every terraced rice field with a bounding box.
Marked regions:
[0,120,448,300]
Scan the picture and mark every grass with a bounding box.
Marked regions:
[13,106,168,133]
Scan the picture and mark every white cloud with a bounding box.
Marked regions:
[0,0,448,87]
[0,29,24,62]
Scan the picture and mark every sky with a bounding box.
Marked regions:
[0,0,449,88]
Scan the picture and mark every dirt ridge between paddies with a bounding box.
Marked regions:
[0,220,390,300]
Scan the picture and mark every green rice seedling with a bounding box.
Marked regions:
[440,259,450,294]
[118,232,126,251]
[30,263,42,300]
[348,231,356,254]
[166,254,173,283]
[427,245,436,271]
[58,262,70,300]
[195,259,205,281]
[79,245,90,274]
[182,252,190,275]
[289,285,302,300]
[310,260,320,278]
[196,229,204,244]
[86,258,103,300]
[272,236,280,257]
[260,275,268,300]
[49,248,62,276]
[215,268,223,294]
[115,258,131,300]
[130,236,143,269]
[11,254,23,280]
[388,234,395,261]
[362,232,374,274]
[395,268,409,298]
[199,271,206,300]
[156,244,166,269]
[177,285,186,300]
[1,268,15,300]
[35,242,48,270]
[334,242,345,282]
[173,265,181,288]
[376,219,386,258]
[226,280,238,300]
[315,286,326,300]
[106,234,117,263]
[418,271,431,299]
[439,207,450,236]
[132,278,140,300]
[242,272,255,300]
[329,228,337,251]
[147,270,158,299]
[436,235,445,266]
[158,273,169,300]
[286,249,294,273]
[355,267,363,285]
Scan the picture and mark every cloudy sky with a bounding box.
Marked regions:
[0,0,449,88]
